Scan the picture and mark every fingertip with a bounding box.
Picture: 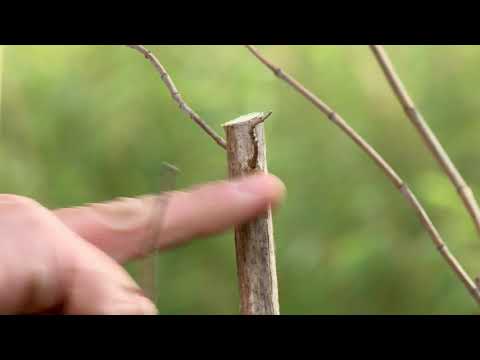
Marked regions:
[262,173,287,207]
[233,173,286,208]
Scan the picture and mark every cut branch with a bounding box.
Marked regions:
[223,112,280,314]
[369,45,480,239]
[245,45,480,305]
[126,45,227,150]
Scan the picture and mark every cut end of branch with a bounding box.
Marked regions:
[222,112,272,127]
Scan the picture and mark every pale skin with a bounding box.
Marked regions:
[0,173,285,314]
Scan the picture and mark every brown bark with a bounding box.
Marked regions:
[223,112,280,315]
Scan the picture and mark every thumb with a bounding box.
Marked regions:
[62,243,158,315]
[0,194,157,315]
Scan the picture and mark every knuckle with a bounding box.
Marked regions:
[0,194,42,211]
[0,195,47,227]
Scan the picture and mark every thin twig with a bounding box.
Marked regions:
[369,45,480,239]
[245,45,480,305]
[138,162,180,308]
[126,45,227,150]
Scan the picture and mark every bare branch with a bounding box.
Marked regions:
[126,45,227,150]
[245,45,480,305]
[369,45,480,239]
[224,112,279,314]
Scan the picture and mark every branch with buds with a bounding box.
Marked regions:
[245,45,480,305]
[126,45,227,150]
[369,45,480,240]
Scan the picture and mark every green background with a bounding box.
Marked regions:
[1,45,479,314]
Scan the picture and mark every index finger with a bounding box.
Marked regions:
[53,174,285,263]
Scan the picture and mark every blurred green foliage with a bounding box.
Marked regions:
[1,45,480,314]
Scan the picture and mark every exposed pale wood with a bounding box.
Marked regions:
[223,112,279,315]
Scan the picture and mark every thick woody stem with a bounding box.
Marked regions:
[245,45,480,305]
[223,112,280,314]
[126,45,227,150]
[369,45,480,239]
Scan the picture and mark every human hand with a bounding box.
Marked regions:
[0,173,285,314]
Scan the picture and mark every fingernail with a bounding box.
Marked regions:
[233,174,286,202]
[107,296,159,315]
[135,296,159,315]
